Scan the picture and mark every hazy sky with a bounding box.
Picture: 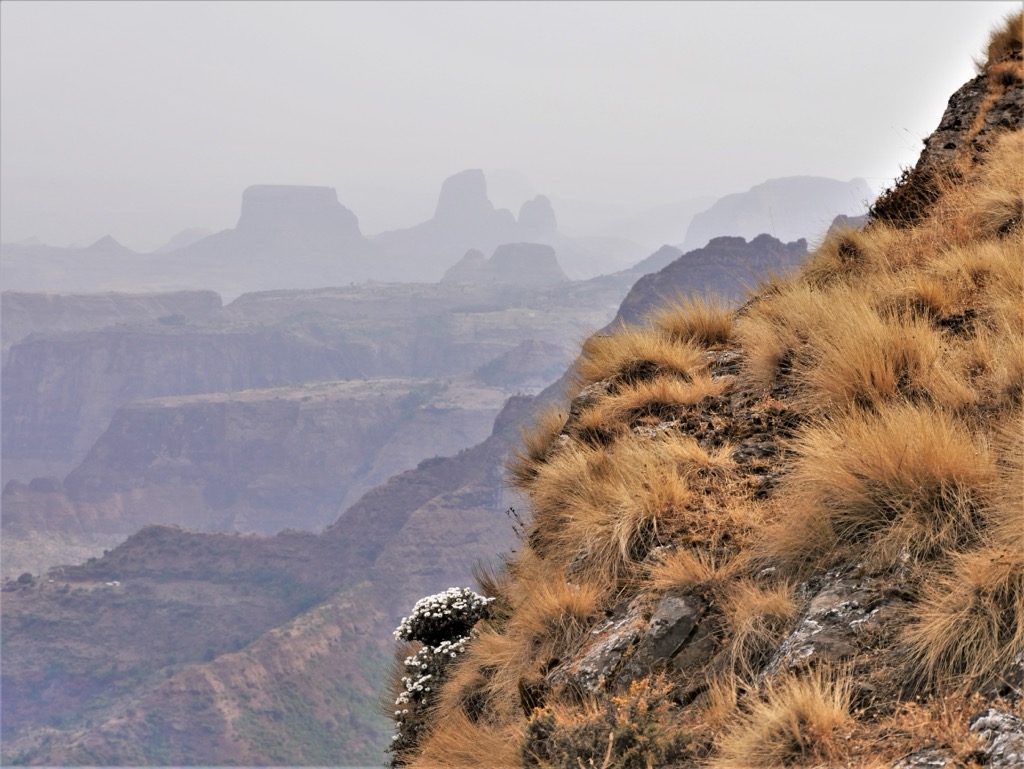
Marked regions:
[1,1,1018,251]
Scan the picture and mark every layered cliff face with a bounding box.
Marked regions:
[390,17,1023,769]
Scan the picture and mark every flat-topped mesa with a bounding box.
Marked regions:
[235,184,363,240]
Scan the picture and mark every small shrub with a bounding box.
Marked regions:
[522,675,691,769]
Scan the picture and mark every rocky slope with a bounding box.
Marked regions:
[388,17,1023,769]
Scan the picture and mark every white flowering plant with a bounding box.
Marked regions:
[393,587,495,646]
[389,588,493,764]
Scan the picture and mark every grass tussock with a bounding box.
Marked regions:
[571,326,706,389]
[408,707,523,769]
[507,403,569,490]
[525,433,741,585]
[719,580,800,673]
[902,544,1024,692]
[646,292,734,348]
[709,668,854,768]
[761,403,998,571]
[570,374,727,436]
[981,10,1022,70]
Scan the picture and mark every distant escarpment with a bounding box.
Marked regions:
[681,176,870,252]
[388,17,1023,769]
[0,289,222,358]
[0,185,373,298]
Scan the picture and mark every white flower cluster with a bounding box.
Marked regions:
[393,587,494,644]
[389,588,493,759]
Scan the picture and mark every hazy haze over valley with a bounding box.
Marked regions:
[0,1,1015,253]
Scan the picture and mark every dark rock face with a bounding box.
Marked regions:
[682,176,871,251]
[614,234,808,325]
[870,51,1024,225]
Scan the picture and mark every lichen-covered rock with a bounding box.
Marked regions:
[970,708,1024,769]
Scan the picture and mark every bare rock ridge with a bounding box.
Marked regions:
[614,233,807,326]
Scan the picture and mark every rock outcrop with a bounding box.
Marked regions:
[614,234,807,326]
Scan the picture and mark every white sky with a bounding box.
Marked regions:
[1,1,1018,251]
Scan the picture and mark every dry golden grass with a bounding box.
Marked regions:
[645,546,734,594]
[719,580,800,674]
[571,326,706,389]
[709,668,854,768]
[395,20,1023,766]
[507,403,569,490]
[902,543,1024,692]
[409,707,523,769]
[797,302,976,414]
[570,374,727,437]
[761,403,998,571]
[981,10,1022,69]
[647,292,735,348]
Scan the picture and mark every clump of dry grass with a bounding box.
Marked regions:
[646,292,734,348]
[570,374,727,437]
[523,433,736,585]
[980,10,1022,70]
[902,543,1024,692]
[719,580,800,674]
[709,667,854,768]
[799,304,976,414]
[761,403,998,572]
[507,403,568,490]
[571,326,706,389]
[409,707,523,769]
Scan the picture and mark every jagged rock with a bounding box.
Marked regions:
[614,234,808,326]
[970,709,1024,768]
[548,600,647,697]
[616,592,707,686]
[761,570,909,679]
